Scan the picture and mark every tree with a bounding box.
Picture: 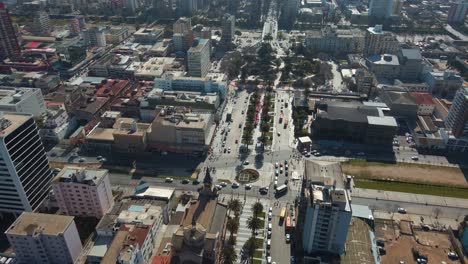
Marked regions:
[247,216,262,236]
[235,30,242,36]
[244,237,259,263]
[222,245,237,264]
[226,217,239,241]
[252,202,263,217]
[228,199,242,217]
[263,33,273,42]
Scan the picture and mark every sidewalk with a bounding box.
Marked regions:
[352,188,468,209]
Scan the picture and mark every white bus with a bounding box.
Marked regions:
[275,184,287,197]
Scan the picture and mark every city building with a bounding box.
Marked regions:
[134,27,163,44]
[68,16,86,36]
[173,18,194,52]
[398,49,424,81]
[369,0,393,19]
[304,26,365,55]
[31,10,51,36]
[380,89,418,118]
[409,92,435,116]
[364,25,399,56]
[153,71,227,99]
[302,160,352,255]
[0,86,46,117]
[311,101,398,145]
[445,87,468,139]
[147,106,215,154]
[57,40,87,66]
[134,57,182,81]
[448,0,468,24]
[0,112,52,213]
[0,2,21,59]
[355,68,375,95]
[139,89,220,113]
[52,167,114,218]
[188,39,211,77]
[6,212,82,263]
[221,13,235,43]
[82,26,107,47]
[366,54,400,80]
[281,0,300,27]
[181,0,197,16]
[423,71,464,98]
[171,170,226,263]
[105,27,130,45]
[39,103,75,142]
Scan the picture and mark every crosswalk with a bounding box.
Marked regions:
[233,197,270,264]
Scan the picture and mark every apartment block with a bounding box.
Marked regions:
[6,212,83,263]
[188,39,211,78]
[0,86,46,117]
[0,112,52,213]
[304,26,365,55]
[52,167,114,218]
[445,87,468,138]
[364,25,399,56]
[0,2,21,59]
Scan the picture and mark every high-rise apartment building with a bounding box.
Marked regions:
[0,2,21,59]
[188,38,211,77]
[302,160,352,255]
[364,25,399,56]
[448,0,468,24]
[445,87,468,138]
[52,167,114,218]
[6,212,83,263]
[82,26,107,47]
[0,112,52,213]
[173,17,193,52]
[31,10,52,36]
[181,0,197,16]
[221,13,235,43]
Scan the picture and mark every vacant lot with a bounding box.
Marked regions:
[342,160,468,187]
[380,231,462,264]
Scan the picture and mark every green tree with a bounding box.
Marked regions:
[226,217,239,241]
[252,202,263,217]
[244,237,259,263]
[228,199,242,217]
[221,245,237,264]
[247,216,262,236]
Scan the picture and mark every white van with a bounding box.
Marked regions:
[268,223,272,231]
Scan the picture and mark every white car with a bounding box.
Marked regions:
[219,182,227,187]
[268,212,272,220]
[286,234,291,243]
[411,156,419,161]
[275,162,279,168]
[243,160,250,165]
[397,207,406,214]
[165,177,174,183]
[245,184,252,190]
[269,207,272,213]
[266,256,272,264]
[232,182,239,188]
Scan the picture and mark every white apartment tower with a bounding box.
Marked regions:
[6,212,83,263]
[0,112,52,213]
[188,38,211,78]
[364,25,399,56]
[52,166,114,218]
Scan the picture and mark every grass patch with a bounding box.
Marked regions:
[257,211,266,219]
[253,259,263,264]
[344,159,461,172]
[254,238,264,247]
[258,219,265,228]
[355,179,468,199]
[253,250,263,258]
[265,131,273,146]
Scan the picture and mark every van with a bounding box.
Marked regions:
[268,223,272,231]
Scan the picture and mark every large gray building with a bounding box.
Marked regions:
[304,26,365,55]
[312,101,398,145]
[380,89,418,118]
[398,49,424,81]
[364,25,399,56]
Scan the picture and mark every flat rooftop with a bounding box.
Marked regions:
[6,212,74,236]
[134,186,175,201]
[0,113,32,137]
[53,166,108,185]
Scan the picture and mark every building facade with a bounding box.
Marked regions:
[6,212,83,264]
[0,2,21,59]
[445,87,468,138]
[369,0,393,19]
[364,25,399,56]
[304,26,365,54]
[0,86,47,117]
[221,13,235,43]
[448,0,468,24]
[52,167,114,218]
[0,113,52,213]
[188,39,211,78]
[82,26,107,47]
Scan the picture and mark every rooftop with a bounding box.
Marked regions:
[188,39,209,52]
[53,166,108,185]
[0,112,32,137]
[409,92,434,105]
[401,49,422,60]
[134,186,175,201]
[368,54,399,66]
[0,86,41,106]
[304,159,344,189]
[6,212,75,236]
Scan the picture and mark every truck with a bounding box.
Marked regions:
[279,207,286,220]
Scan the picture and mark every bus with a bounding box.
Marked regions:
[285,216,293,231]
[283,119,288,129]
[275,184,288,197]
[279,207,286,220]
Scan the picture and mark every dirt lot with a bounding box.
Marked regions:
[375,220,465,264]
[342,162,468,187]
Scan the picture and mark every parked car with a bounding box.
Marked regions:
[245,184,252,190]
[165,177,174,183]
[397,207,407,214]
[285,234,291,243]
[181,179,189,184]
[232,182,239,188]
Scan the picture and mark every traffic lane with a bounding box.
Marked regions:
[353,197,468,220]
[269,205,291,264]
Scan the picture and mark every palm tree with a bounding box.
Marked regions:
[222,245,237,264]
[227,199,242,217]
[247,216,262,236]
[226,217,239,242]
[252,202,264,218]
[244,237,259,263]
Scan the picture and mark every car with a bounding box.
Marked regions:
[411,156,419,161]
[224,149,227,153]
[181,179,189,184]
[305,153,311,157]
[277,131,281,136]
[215,184,223,190]
[268,212,272,220]
[357,152,365,156]
[78,158,86,163]
[314,152,321,156]
[280,168,283,174]
[286,234,291,243]
[268,223,272,231]
[100,158,107,163]
[244,160,250,165]
[245,184,252,190]
[266,256,272,264]
[192,180,200,185]
[219,182,227,187]
[285,164,288,170]
[275,162,279,168]
[284,160,288,165]
[269,207,272,212]
[232,182,239,188]
[259,186,269,194]
[267,239,271,249]
[284,171,288,177]
[284,179,288,184]
[235,139,238,144]
[97,155,103,160]
[274,181,278,187]
[448,252,459,259]
[416,258,427,264]
[275,170,279,176]
[165,177,174,183]
[267,230,272,238]
[397,207,406,214]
